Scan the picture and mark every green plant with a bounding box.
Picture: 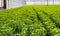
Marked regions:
[0,5,60,36]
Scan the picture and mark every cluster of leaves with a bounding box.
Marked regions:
[32,5,60,36]
[0,5,60,36]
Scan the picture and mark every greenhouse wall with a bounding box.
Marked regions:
[6,0,26,9]
[0,0,4,9]
[0,0,60,9]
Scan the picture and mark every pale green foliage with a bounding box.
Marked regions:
[0,5,60,36]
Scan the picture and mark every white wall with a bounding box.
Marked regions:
[26,0,60,5]
[6,0,26,9]
[0,0,60,9]
[0,0,4,7]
